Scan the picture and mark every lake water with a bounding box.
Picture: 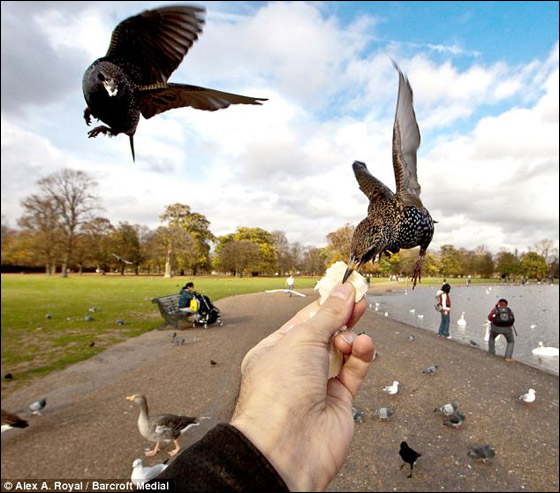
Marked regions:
[367,283,559,375]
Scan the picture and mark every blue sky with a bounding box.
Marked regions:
[1,1,558,254]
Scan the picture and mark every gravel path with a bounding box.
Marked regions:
[1,287,558,491]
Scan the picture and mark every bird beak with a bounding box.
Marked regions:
[103,79,118,97]
[126,395,136,401]
[342,258,361,283]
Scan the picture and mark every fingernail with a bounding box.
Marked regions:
[331,282,353,300]
[341,332,355,344]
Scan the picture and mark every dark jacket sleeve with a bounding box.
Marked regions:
[154,423,289,492]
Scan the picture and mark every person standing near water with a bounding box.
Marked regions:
[437,283,452,339]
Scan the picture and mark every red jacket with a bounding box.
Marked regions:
[488,301,507,322]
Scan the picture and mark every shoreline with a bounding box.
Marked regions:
[2,289,558,491]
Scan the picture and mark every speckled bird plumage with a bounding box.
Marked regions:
[83,5,267,161]
[344,63,434,288]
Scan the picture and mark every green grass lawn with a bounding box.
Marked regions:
[0,273,495,396]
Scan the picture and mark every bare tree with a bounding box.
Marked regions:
[38,169,99,277]
[18,195,61,275]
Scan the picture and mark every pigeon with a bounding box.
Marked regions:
[116,319,126,325]
[210,360,218,366]
[422,365,438,375]
[131,458,168,487]
[27,398,47,416]
[407,335,415,341]
[518,389,536,409]
[3,373,13,381]
[352,407,364,423]
[434,401,458,416]
[467,445,496,463]
[82,5,267,161]
[45,314,52,319]
[89,342,96,347]
[66,317,73,322]
[169,332,177,339]
[1,409,29,433]
[399,441,422,478]
[372,407,394,420]
[383,381,400,396]
[469,340,480,347]
[342,63,434,288]
[372,350,380,361]
[88,307,97,312]
[84,315,94,322]
[172,336,185,346]
[443,411,465,429]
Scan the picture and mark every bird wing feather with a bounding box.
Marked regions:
[106,6,205,85]
[138,83,267,119]
[391,62,423,208]
[152,414,197,438]
[352,161,394,206]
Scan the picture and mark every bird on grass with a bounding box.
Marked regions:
[399,441,422,478]
[434,401,458,416]
[467,445,495,463]
[131,458,168,487]
[83,5,267,161]
[343,63,434,288]
[127,394,202,456]
[1,409,29,433]
[518,389,536,409]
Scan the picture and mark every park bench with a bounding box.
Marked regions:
[152,294,191,328]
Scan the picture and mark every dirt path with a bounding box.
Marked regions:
[1,288,558,491]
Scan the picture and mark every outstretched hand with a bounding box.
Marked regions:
[230,282,374,491]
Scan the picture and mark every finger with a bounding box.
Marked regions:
[297,283,356,344]
[335,334,374,400]
[346,298,367,329]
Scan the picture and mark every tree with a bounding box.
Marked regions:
[160,204,214,277]
[300,247,326,275]
[231,227,277,275]
[112,222,144,275]
[473,246,494,278]
[520,251,548,280]
[17,195,61,274]
[214,240,262,276]
[325,223,354,265]
[37,169,99,277]
[80,217,114,274]
[440,245,461,277]
[495,251,520,279]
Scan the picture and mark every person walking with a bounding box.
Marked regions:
[437,283,452,338]
[487,298,516,362]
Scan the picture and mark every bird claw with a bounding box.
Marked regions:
[84,107,92,126]
[88,126,110,139]
[411,259,423,289]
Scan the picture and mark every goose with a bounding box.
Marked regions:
[131,458,168,486]
[1,409,29,433]
[127,394,202,456]
[531,342,559,358]
[457,312,467,326]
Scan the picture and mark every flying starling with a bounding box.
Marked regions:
[343,63,434,288]
[83,5,267,161]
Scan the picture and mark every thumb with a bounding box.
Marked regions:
[299,283,356,344]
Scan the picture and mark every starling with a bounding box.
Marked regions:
[1,409,29,433]
[343,63,434,288]
[399,441,422,478]
[83,5,267,161]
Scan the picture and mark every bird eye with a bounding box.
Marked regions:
[98,73,105,81]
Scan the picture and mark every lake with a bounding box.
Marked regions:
[367,283,559,375]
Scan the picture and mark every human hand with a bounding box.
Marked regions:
[230,283,374,491]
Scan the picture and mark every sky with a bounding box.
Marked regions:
[1,1,559,254]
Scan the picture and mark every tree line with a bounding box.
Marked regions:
[1,169,558,280]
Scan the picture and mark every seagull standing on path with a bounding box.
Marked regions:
[383,381,400,396]
[519,389,536,409]
[343,63,434,288]
[131,458,168,486]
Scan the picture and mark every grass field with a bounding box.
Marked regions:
[0,273,495,396]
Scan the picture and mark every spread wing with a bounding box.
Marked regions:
[392,62,423,208]
[138,83,267,119]
[105,6,205,85]
[352,161,394,209]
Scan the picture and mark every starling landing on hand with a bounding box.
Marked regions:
[343,63,434,288]
[399,441,422,478]
[83,5,267,161]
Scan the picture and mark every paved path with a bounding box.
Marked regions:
[1,288,558,491]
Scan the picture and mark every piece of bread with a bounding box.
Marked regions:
[314,261,368,377]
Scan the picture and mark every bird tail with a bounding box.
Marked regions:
[129,135,135,162]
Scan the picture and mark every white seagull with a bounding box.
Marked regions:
[383,381,400,395]
[518,389,536,409]
[131,458,168,486]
